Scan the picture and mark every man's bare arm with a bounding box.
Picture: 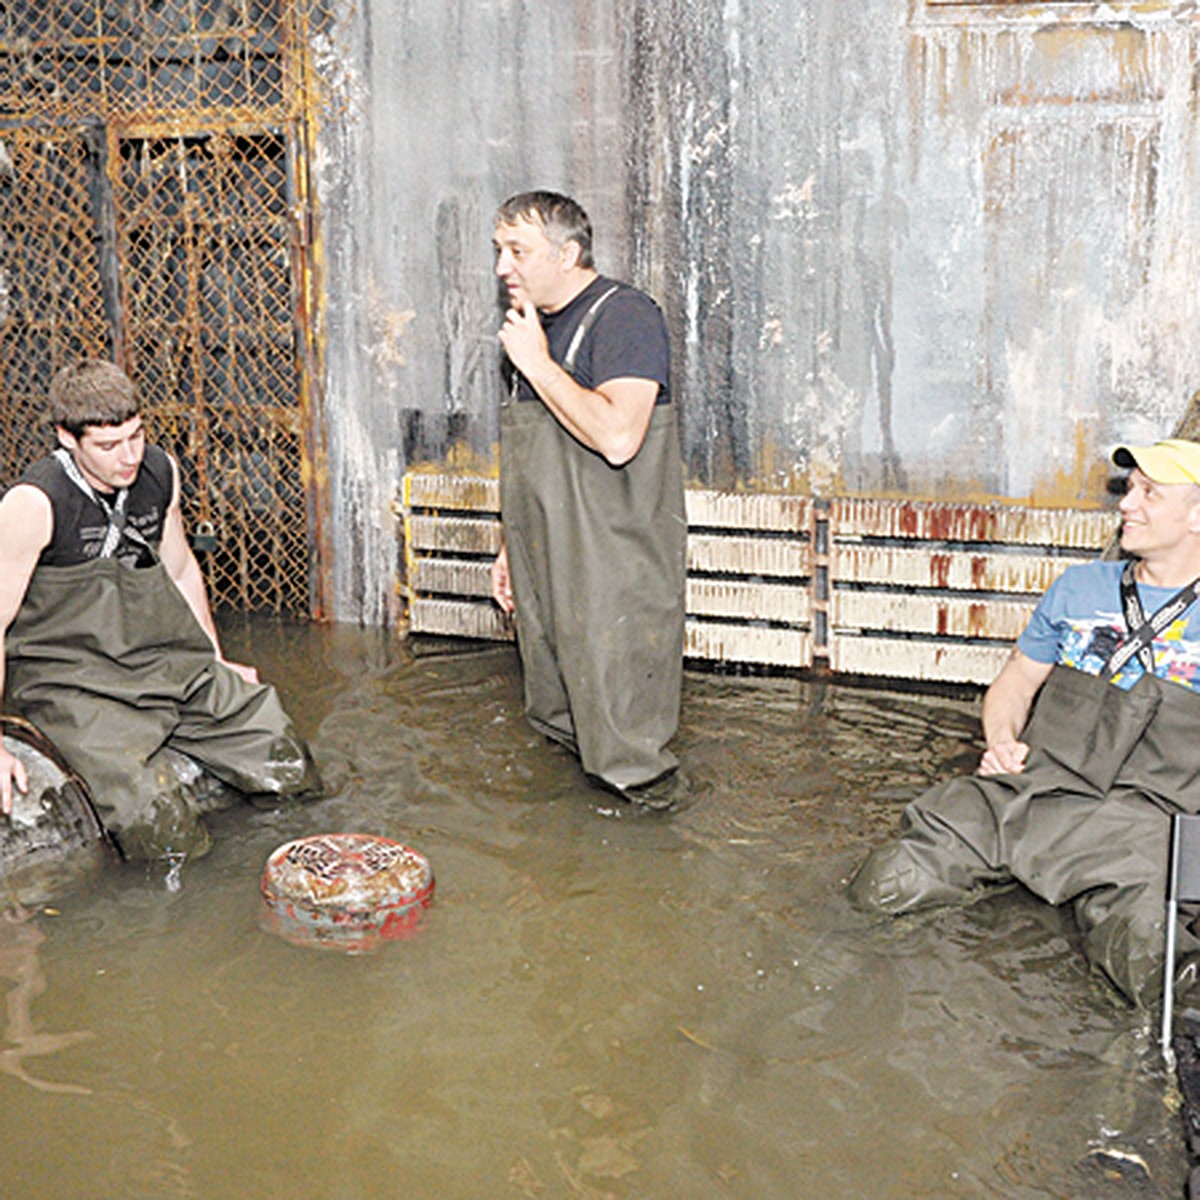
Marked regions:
[499,299,657,465]
[978,648,1054,775]
[157,458,259,684]
[0,485,53,812]
[491,540,513,614]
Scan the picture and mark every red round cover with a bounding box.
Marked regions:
[261,833,434,952]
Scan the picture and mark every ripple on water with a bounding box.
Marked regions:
[0,623,1185,1200]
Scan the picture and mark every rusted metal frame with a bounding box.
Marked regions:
[100,44,318,615]
[285,0,332,622]
[396,473,1125,683]
[105,131,197,529]
[0,2,318,619]
[0,30,287,128]
[0,115,123,368]
[0,121,110,336]
[101,120,302,613]
[0,122,122,491]
[124,131,221,559]
[184,135,214,543]
[90,122,124,365]
[825,497,1113,684]
[399,474,818,669]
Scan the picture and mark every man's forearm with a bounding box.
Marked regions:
[523,359,625,457]
[981,688,1031,748]
[170,555,222,656]
[980,649,1052,749]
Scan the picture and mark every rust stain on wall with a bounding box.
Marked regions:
[319,1,1200,620]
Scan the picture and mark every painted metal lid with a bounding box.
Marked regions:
[260,833,434,953]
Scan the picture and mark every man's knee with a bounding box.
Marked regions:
[103,770,213,862]
[239,729,323,802]
[848,776,1013,915]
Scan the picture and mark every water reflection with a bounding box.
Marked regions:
[0,909,93,1095]
[0,621,1184,1199]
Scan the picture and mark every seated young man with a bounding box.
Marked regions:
[849,438,1200,1006]
[0,359,321,861]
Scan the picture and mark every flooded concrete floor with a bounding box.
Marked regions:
[0,619,1187,1199]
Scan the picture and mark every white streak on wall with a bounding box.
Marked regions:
[309,0,1200,622]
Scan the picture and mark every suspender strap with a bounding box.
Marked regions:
[562,284,621,377]
[1105,559,1200,678]
[506,283,623,404]
[53,448,152,560]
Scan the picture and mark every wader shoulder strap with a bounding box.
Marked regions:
[1105,559,1200,678]
[506,283,624,403]
[52,448,153,560]
[562,284,622,377]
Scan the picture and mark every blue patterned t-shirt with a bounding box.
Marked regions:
[1017,560,1200,692]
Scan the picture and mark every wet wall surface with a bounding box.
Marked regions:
[314,1,1200,622]
[0,619,1188,1198]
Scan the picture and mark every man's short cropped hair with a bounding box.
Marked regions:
[49,359,140,437]
[494,190,594,269]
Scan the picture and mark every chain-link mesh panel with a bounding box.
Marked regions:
[0,0,320,617]
[118,132,308,614]
[0,1,295,124]
[0,129,112,483]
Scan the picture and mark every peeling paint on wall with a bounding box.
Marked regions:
[312,0,1200,623]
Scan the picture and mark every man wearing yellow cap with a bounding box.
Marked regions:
[849,438,1200,1006]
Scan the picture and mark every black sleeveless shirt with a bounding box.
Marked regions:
[17,444,174,569]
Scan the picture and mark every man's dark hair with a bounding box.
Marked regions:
[494,190,594,269]
[49,359,140,437]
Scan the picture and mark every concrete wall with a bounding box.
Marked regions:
[313,0,1200,624]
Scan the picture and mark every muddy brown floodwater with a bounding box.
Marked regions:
[0,619,1188,1199]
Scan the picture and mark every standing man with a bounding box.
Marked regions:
[848,439,1200,1006]
[490,191,687,807]
[0,359,321,862]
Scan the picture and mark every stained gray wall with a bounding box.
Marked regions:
[313,1,1200,624]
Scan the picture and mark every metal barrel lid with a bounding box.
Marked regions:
[0,716,114,906]
[260,833,434,953]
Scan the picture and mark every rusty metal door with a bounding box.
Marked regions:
[0,129,112,479]
[0,2,326,618]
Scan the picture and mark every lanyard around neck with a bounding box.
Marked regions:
[53,447,151,559]
[1105,559,1200,679]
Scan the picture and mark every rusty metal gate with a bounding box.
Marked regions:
[0,1,326,617]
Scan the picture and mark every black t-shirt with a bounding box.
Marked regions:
[511,275,671,404]
[17,443,173,569]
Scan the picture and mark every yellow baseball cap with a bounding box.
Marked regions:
[1112,438,1200,485]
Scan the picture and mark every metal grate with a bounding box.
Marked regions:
[0,0,321,617]
[396,471,1118,686]
[116,131,310,614]
[0,128,112,475]
[0,1,295,124]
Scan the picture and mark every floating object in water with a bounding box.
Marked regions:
[260,833,434,952]
[0,717,114,906]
